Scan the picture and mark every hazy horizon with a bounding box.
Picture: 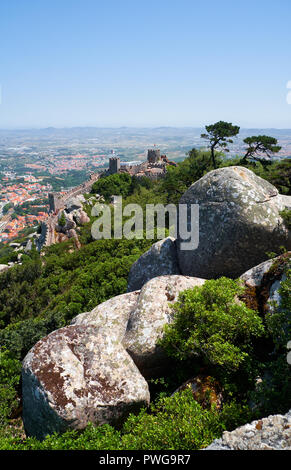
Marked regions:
[1,125,291,131]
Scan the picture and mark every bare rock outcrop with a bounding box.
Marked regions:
[74,209,90,225]
[177,166,291,279]
[205,410,291,450]
[65,197,83,212]
[56,211,76,233]
[22,324,150,440]
[239,252,290,314]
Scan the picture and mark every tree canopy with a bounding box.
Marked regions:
[201,121,240,168]
[241,135,281,165]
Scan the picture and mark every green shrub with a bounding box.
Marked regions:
[0,349,21,427]
[58,211,66,227]
[160,277,265,371]
[0,237,152,359]
[280,209,291,229]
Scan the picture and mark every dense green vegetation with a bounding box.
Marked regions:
[160,278,265,371]
[91,172,154,201]
[0,147,290,450]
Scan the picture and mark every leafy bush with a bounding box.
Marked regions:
[160,278,265,371]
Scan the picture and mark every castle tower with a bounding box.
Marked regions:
[48,193,63,213]
[109,156,120,174]
[147,148,161,164]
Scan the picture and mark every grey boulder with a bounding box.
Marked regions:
[177,166,291,279]
[0,264,9,274]
[74,209,90,225]
[65,197,83,212]
[71,290,140,341]
[22,324,150,440]
[56,211,76,233]
[71,275,205,378]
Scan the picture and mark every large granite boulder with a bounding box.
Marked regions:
[205,410,291,450]
[177,166,291,279]
[127,237,181,292]
[22,324,150,440]
[71,291,140,341]
[123,275,205,377]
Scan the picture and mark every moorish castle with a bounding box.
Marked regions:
[108,148,177,179]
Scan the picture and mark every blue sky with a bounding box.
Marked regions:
[0,0,291,128]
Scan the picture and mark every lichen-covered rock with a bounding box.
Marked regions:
[239,252,290,313]
[22,324,150,440]
[173,375,223,410]
[205,410,291,450]
[71,291,140,341]
[127,237,181,292]
[123,275,205,377]
[240,258,276,287]
[177,166,291,279]
[281,194,291,210]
